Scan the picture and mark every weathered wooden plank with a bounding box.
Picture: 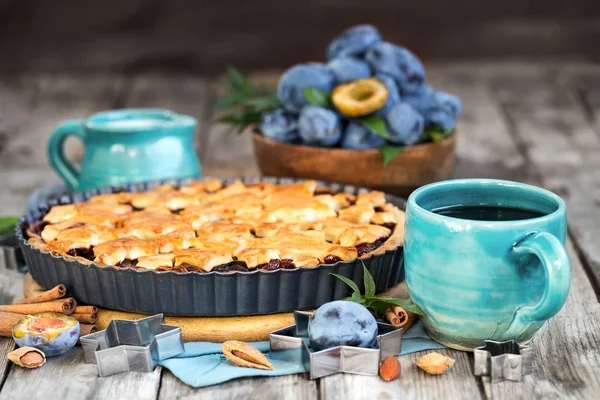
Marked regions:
[201,125,260,178]
[200,72,276,178]
[489,66,600,293]
[158,371,318,400]
[0,268,27,390]
[561,65,600,135]
[490,69,600,175]
[320,349,482,400]
[0,349,162,400]
[476,64,600,399]
[0,74,39,169]
[0,247,163,400]
[201,80,260,178]
[425,65,532,182]
[0,168,61,217]
[481,240,600,399]
[0,261,160,399]
[557,68,600,291]
[0,269,24,304]
[123,73,212,154]
[0,74,126,216]
[0,74,57,217]
[4,74,126,169]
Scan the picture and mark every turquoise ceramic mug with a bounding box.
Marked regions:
[48,108,202,192]
[404,179,570,351]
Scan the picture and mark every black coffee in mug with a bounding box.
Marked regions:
[433,205,546,221]
[404,179,570,350]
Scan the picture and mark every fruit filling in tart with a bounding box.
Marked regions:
[26,180,405,273]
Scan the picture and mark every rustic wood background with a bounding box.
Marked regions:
[0,0,598,74]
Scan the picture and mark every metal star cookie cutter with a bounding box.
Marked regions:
[474,340,533,382]
[269,311,402,379]
[0,234,26,272]
[80,314,184,377]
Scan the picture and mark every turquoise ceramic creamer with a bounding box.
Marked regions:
[404,179,570,351]
[48,108,202,191]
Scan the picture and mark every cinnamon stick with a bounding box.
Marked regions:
[0,298,77,315]
[16,285,67,305]
[393,306,409,328]
[385,308,402,327]
[385,306,410,328]
[72,313,97,324]
[79,324,97,336]
[73,306,98,315]
[0,311,25,337]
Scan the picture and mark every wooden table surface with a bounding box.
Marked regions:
[0,62,600,399]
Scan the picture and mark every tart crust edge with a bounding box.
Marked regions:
[359,203,405,258]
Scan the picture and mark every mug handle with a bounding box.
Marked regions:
[47,119,86,191]
[505,231,571,338]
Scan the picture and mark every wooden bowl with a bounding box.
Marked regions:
[251,132,457,198]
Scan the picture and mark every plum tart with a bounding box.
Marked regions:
[26,180,405,273]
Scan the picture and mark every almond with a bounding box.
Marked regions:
[416,352,455,375]
[222,340,274,370]
[379,356,401,381]
[8,347,46,369]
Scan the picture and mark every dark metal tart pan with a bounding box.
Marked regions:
[17,176,406,316]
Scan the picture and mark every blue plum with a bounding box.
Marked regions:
[374,73,401,117]
[386,103,424,145]
[326,57,371,83]
[13,313,80,357]
[402,84,436,115]
[277,64,336,112]
[365,42,426,95]
[423,91,462,132]
[327,24,382,60]
[308,300,378,351]
[298,106,342,147]
[425,108,457,132]
[434,91,462,120]
[341,122,385,149]
[259,108,300,143]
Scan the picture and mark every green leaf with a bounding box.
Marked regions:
[362,264,376,298]
[214,65,282,133]
[246,95,280,110]
[303,87,330,107]
[366,300,391,316]
[334,265,426,318]
[421,126,454,143]
[331,273,361,296]
[226,65,254,93]
[215,110,261,133]
[351,292,366,304]
[379,145,405,167]
[0,216,19,236]
[214,93,250,110]
[374,296,425,316]
[358,115,388,139]
[430,132,445,143]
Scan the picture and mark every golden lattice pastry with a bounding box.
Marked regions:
[27,180,404,273]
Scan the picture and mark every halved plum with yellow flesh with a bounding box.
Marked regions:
[13,312,80,357]
[331,78,388,118]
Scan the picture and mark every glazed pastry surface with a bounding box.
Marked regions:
[27,180,405,272]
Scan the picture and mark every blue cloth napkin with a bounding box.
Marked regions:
[159,320,445,388]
